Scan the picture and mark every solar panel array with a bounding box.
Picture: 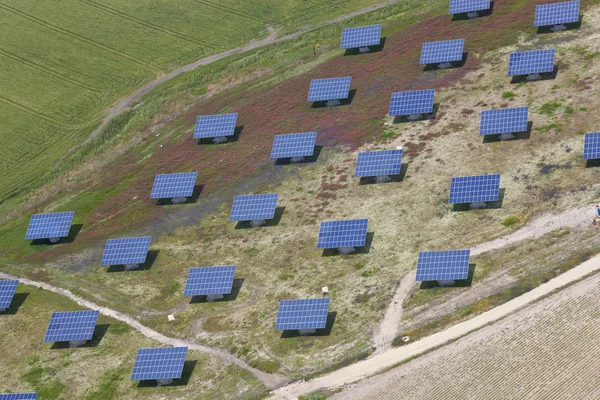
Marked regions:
[307,77,352,102]
[44,310,99,342]
[534,0,580,27]
[0,394,38,400]
[100,236,151,266]
[480,107,529,136]
[388,89,435,116]
[317,219,369,249]
[270,132,317,159]
[354,150,403,177]
[193,113,238,139]
[131,347,188,381]
[448,174,501,204]
[0,280,19,309]
[150,172,197,199]
[183,266,236,296]
[583,132,600,160]
[420,39,465,64]
[229,193,278,222]
[25,211,74,240]
[508,49,555,76]
[275,298,330,331]
[449,0,491,14]
[416,249,471,281]
[340,24,382,49]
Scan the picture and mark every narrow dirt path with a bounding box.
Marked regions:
[0,271,287,389]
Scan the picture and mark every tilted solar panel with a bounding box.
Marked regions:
[448,174,500,204]
[131,347,188,381]
[340,24,382,49]
[449,0,491,14]
[388,89,435,116]
[480,107,529,135]
[193,113,238,139]
[508,49,555,76]
[534,1,580,27]
[416,249,471,281]
[317,219,369,249]
[275,298,330,331]
[229,193,278,222]
[0,394,38,400]
[583,132,600,160]
[0,280,19,309]
[101,237,151,266]
[44,310,100,342]
[150,172,197,199]
[307,77,352,102]
[184,266,236,296]
[420,39,465,64]
[270,132,317,159]
[354,150,403,177]
[25,212,74,240]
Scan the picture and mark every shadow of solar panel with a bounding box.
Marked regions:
[583,132,600,160]
[193,113,238,139]
[0,394,38,400]
[480,107,529,135]
[307,77,352,102]
[44,310,99,342]
[0,280,19,309]
[449,174,500,204]
[131,347,188,381]
[317,219,368,249]
[508,49,555,76]
[340,24,382,49]
[534,0,579,26]
[355,150,403,177]
[420,39,464,64]
[275,298,330,331]
[25,212,74,240]
[150,172,197,199]
[101,237,151,266]
[229,194,278,221]
[416,250,471,281]
[449,0,491,14]
[271,132,317,159]
[388,89,435,116]
[184,266,236,296]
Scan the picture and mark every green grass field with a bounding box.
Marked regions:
[0,0,385,203]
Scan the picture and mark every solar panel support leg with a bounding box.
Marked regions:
[499,133,515,140]
[552,24,567,32]
[438,62,452,69]
[250,219,267,228]
[157,379,174,386]
[407,114,423,121]
[375,175,392,183]
[358,46,371,53]
[467,11,479,18]
[290,156,304,163]
[207,294,224,302]
[48,237,61,244]
[437,280,456,287]
[326,99,341,107]
[338,247,355,255]
[213,136,228,144]
[526,73,541,81]
[470,202,488,209]
[171,197,187,204]
[298,329,316,336]
[69,340,86,348]
[125,263,140,271]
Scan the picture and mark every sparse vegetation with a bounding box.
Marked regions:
[502,215,521,227]
[501,91,517,99]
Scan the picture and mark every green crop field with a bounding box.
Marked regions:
[0,0,384,204]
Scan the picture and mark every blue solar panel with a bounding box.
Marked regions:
[193,113,238,139]
[0,394,37,400]
[100,237,151,266]
[44,310,99,342]
[534,1,580,27]
[508,49,555,76]
[317,219,368,249]
[340,24,382,49]
[229,193,278,222]
[270,132,317,159]
[449,0,491,14]
[25,211,74,240]
[307,77,352,102]
[583,132,600,160]
[420,39,464,64]
[131,347,188,381]
[150,172,197,199]
[184,266,236,296]
[275,298,330,331]
[448,174,500,204]
[0,280,18,309]
[355,150,403,177]
[480,107,529,135]
[388,89,435,116]
[416,250,471,281]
